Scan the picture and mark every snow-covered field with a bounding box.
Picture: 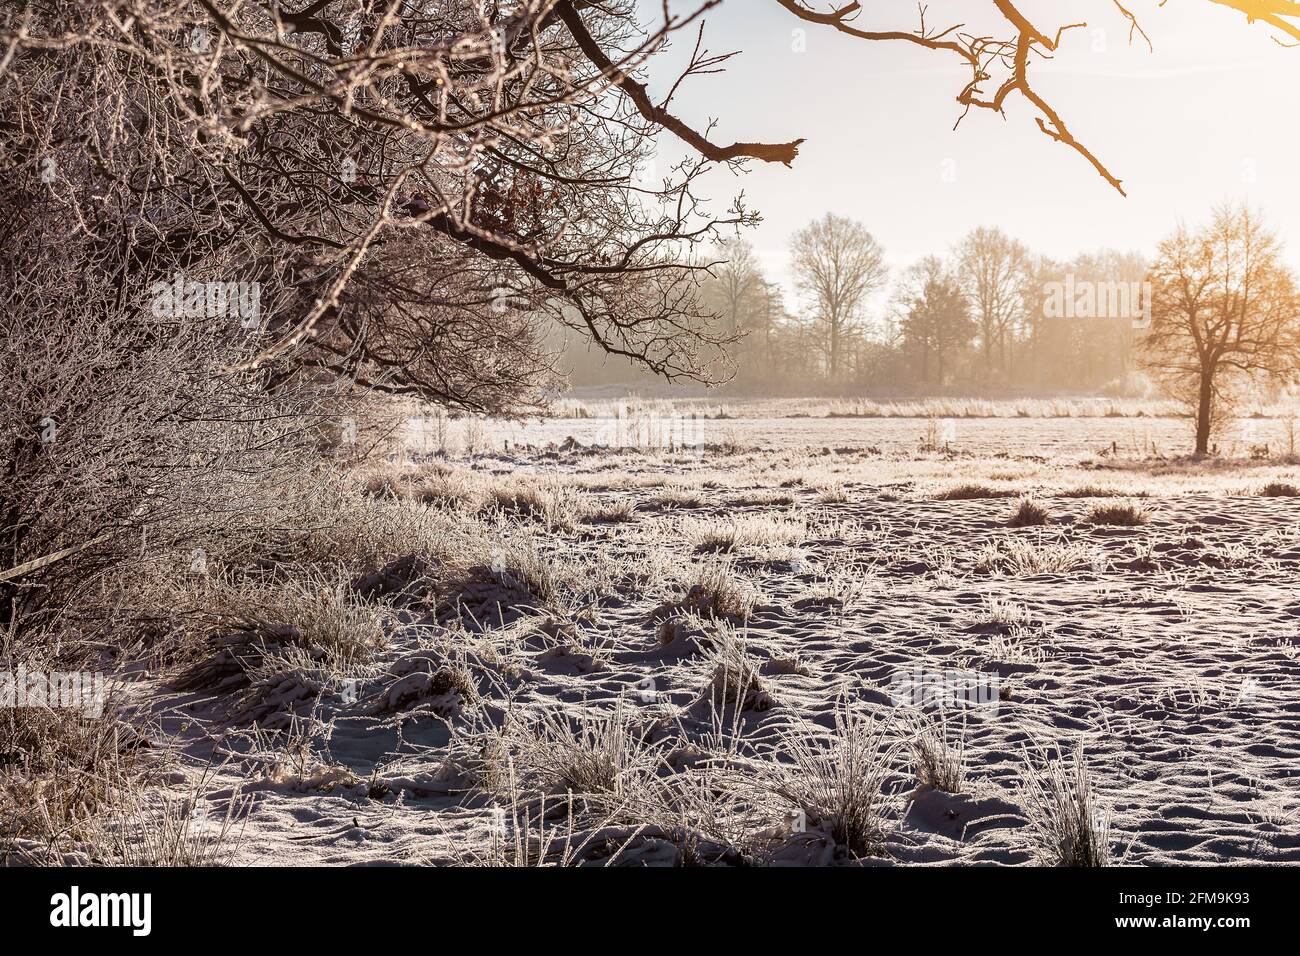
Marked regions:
[26,410,1300,867]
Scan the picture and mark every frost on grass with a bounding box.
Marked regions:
[760,700,900,859]
[17,417,1300,867]
[1084,500,1151,526]
[1019,743,1112,867]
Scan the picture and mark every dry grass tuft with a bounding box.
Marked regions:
[292,476,465,575]
[1084,500,1151,526]
[1260,481,1299,497]
[654,486,708,510]
[1059,484,1147,499]
[669,558,757,620]
[516,697,663,800]
[685,515,806,553]
[699,622,775,713]
[482,480,589,532]
[586,499,637,523]
[935,483,1018,501]
[171,567,390,696]
[973,538,1098,575]
[0,683,153,853]
[761,700,899,858]
[1020,743,1111,867]
[1007,498,1051,527]
[969,595,1034,630]
[441,532,611,622]
[908,714,965,794]
[93,780,249,866]
[987,625,1047,665]
[816,483,849,503]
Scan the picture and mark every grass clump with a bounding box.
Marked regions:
[969,595,1034,630]
[1084,501,1150,526]
[172,567,389,693]
[986,625,1047,665]
[908,714,965,794]
[654,486,707,510]
[670,558,757,621]
[762,700,899,858]
[0,682,151,856]
[935,483,1017,501]
[93,781,249,866]
[517,697,663,801]
[1019,743,1111,867]
[816,483,849,504]
[685,515,806,553]
[1007,498,1051,527]
[973,538,1097,576]
[698,621,775,713]
[482,481,588,533]
[586,499,637,523]
[1260,481,1299,497]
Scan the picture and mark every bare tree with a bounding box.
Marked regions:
[1,0,812,631]
[790,214,888,379]
[2,2,811,407]
[958,227,1031,386]
[709,238,762,335]
[1142,206,1300,456]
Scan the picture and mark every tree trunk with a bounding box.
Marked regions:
[829,315,840,378]
[1194,367,1214,456]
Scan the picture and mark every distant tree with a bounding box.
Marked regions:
[790,214,888,379]
[1016,255,1060,388]
[700,241,789,387]
[1023,250,1147,392]
[748,278,791,374]
[1065,249,1149,389]
[770,307,823,385]
[958,227,1031,385]
[899,257,976,386]
[1142,206,1300,456]
[710,238,762,335]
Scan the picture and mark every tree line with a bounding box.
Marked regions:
[684,216,1151,397]
[570,205,1300,458]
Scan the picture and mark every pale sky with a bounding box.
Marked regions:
[639,0,1300,311]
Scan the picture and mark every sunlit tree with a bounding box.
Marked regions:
[1142,206,1300,456]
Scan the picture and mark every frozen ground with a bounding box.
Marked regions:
[95,416,1300,866]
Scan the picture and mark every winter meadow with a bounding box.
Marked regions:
[3,1,1300,875]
